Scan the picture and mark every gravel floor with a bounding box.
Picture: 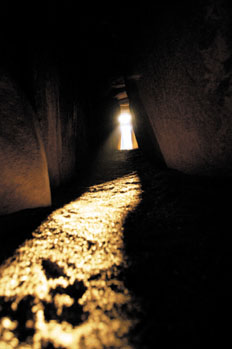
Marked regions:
[0,149,231,347]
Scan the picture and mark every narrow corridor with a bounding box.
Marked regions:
[0,149,231,347]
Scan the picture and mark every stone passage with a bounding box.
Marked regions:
[0,149,231,346]
[0,161,141,348]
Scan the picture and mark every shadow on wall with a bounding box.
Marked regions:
[125,1,232,176]
[125,77,166,167]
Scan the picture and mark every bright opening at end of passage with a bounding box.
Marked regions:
[118,112,138,150]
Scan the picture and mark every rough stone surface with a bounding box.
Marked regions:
[0,149,230,346]
[126,78,165,167]
[35,63,88,188]
[0,73,51,214]
[126,1,232,175]
[0,37,109,214]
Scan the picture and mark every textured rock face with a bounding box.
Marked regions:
[0,39,90,214]
[0,74,51,214]
[126,1,232,175]
[3,1,232,215]
[126,78,165,167]
[35,68,88,188]
[0,5,122,215]
[0,37,114,214]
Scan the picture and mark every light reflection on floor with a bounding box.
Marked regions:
[0,172,141,348]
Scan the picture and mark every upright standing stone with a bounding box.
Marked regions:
[0,73,51,214]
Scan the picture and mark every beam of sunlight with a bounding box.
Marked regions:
[0,173,142,348]
[118,112,138,150]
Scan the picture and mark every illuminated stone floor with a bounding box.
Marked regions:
[0,150,142,348]
[0,149,231,347]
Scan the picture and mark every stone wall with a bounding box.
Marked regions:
[0,36,118,214]
[0,72,51,214]
[2,1,232,215]
[126,1,232,175]
[34,46,89,188]
[0,40,90,214]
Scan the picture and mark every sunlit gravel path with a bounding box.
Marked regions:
[0,151,141,348]
[1,149,231,347]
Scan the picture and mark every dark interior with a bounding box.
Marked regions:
[0,1,232,347]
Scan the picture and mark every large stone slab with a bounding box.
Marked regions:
[0,74,51,214]
[34,60,88,188]
[126,2,232,175]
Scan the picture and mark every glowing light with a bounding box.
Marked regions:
[118,112,134,150]
[0,173,142,348]
[118,112,131,125]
